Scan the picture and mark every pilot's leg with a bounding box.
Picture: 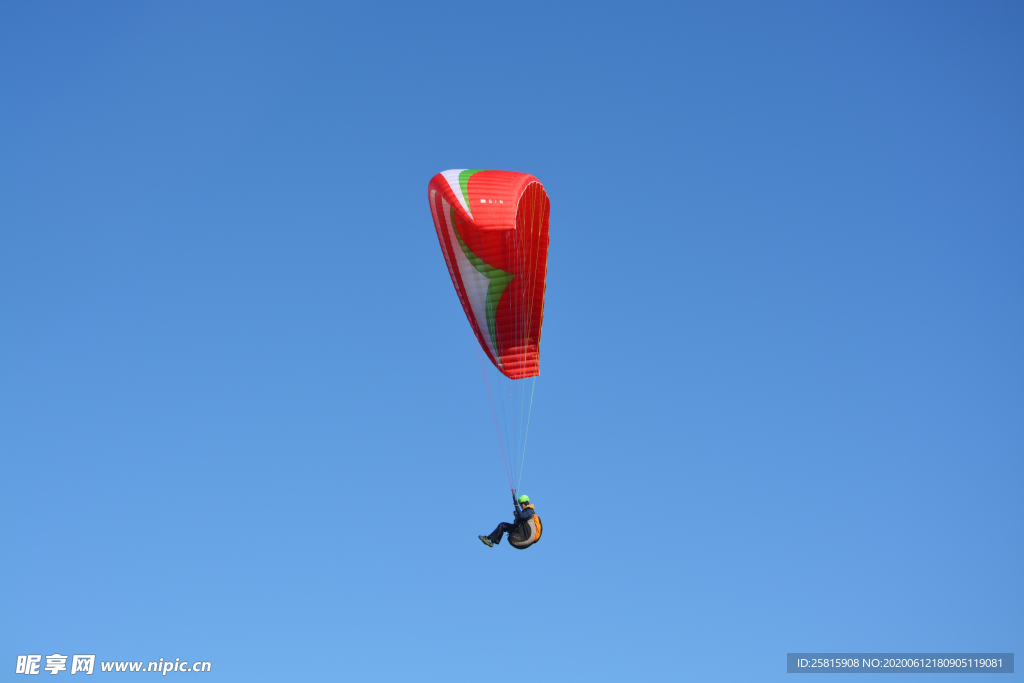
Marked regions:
[487,522,516,545]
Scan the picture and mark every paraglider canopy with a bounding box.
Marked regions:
[428,170,550,379]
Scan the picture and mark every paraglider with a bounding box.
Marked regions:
[427,169,550,548]
[479,493,543,549]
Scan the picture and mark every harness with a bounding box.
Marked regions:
[508,504,543,549]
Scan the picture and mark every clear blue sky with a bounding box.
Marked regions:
[2,2,1021,681]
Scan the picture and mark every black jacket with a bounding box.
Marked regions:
[514,503,536,523]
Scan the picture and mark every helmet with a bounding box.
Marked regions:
[517,494,530,504]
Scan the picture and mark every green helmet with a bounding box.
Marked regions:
[517,494,530,504]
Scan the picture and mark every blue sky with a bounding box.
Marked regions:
[1,2,1021,681]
